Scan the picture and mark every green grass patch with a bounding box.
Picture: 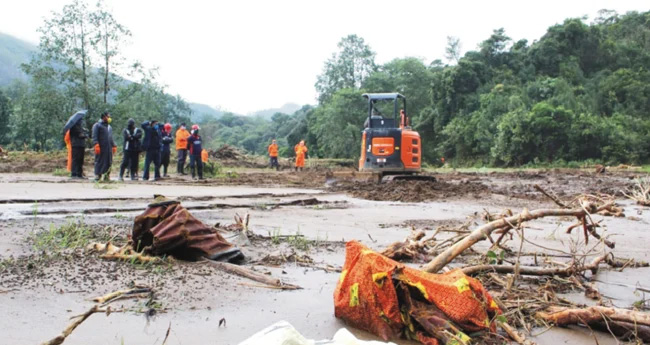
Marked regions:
[52,168,69,176]
[31,218,94,252]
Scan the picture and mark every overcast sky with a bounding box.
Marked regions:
[1,0,648,114]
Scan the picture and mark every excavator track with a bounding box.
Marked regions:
[381,174,436,183]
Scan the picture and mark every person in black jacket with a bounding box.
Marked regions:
[160,123,174,177]
[141,120,162,181]
[187,125,203,180]
[92,112,117,181]
[119,118,143,181]
[69,117,88,179]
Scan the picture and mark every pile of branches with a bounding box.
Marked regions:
[209,144,244,160]
[381,185,650,344]
[624,177,650,206]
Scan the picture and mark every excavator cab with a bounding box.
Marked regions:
[358,93,433,182]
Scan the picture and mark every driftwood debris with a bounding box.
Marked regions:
[40,286,152,345]
[40,305,107,345]
[423,201,616,273]
[624,177,650,207]
[86,242,162,264]
[92,286,152,304]
[499,321,537,345]
[462,253,610,277]
[200,259,301,290]
[537,306,650,342]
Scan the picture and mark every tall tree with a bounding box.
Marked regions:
[444,36,462,64]
[315,34,376,103]
[32,0,94,109]
[91,0,132,104]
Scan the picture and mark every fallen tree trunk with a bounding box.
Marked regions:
[537,306,650,342]
[423,203,612,273]
[462,253,610,277]
[200,259,301,290]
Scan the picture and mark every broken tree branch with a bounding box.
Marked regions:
[423,203,614,273]
[199,259,301,290]
[40,305,108,345]
[500,321,537,345]
[461,253,610,277]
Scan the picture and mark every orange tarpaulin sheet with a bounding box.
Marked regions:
[64,130,72,172]
[334,241,500,345]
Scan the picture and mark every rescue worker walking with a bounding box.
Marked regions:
[118,118,142,181]
[69,115,88,179]
[294,140,308,171]
[92,111,117,181]
[187,125,203,180]
[161,123,173,177]
[175,123,190,175]
[141,120,162,181]
[268,139,279,171]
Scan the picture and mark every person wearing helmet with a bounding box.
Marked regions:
[160,123,174,177]
[187,125,203,180]
[141,119,162,181]
[119,118,143,181]
[175,123,190,175]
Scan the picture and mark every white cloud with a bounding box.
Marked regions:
[1,0,648,113]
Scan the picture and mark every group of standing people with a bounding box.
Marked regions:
[266,139,308,171]
[63,110,207,181]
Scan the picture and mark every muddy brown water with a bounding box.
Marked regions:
[0,171,648,344]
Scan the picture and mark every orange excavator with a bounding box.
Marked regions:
[358,93,434,182]
[327,93,434,184]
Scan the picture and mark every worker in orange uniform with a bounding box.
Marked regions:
[294,140,308,171]
[64,130,72,172]
[268,139,279,171]
[175,123,191,175]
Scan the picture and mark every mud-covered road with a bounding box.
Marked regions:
[1,170,648,344]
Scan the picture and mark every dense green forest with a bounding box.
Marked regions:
[0,4,648,166]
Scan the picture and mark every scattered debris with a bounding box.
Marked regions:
[423,196,620,273]
[210,144,244,160]
[623,177,650,206]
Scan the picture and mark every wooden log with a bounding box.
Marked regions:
[537,306,650,327]
[200,259,301,290]
[423,203,612,273]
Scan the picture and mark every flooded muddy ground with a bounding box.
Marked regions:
[0,169,648,344]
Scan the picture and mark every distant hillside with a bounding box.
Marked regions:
[0,32,37,86]
[0,32,302,121]
[250,103,302,119]
[188,102,224,122]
